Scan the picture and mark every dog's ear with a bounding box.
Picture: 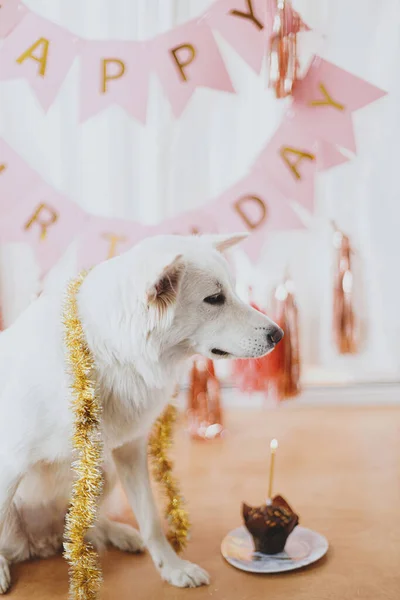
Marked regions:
[203,233,249,253]
[146,254,185,310]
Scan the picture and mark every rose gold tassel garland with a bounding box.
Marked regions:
[268,0,305,99]
[186,358,223,440]
[332,223,358,354]
[269,277,301,400]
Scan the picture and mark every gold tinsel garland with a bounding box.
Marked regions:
[148,402,190,553]
[63,273,103,600]
[62,274,190,599]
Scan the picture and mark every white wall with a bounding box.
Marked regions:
[0,0,399,383]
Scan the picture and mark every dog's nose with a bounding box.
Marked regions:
[267,327,284,346]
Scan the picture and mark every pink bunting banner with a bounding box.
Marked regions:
[0,0,28,38]
[0,183,87,273]
[80,40,150,123]
[0,12,79,110]
[0,3,386,128]
[150,18,234,117]
[0,2,389,275]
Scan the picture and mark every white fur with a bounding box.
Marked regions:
[0,234,281,592]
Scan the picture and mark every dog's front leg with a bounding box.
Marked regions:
[113,439,209,588]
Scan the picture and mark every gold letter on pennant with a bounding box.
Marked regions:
[16,38,50,77]
[0,164,6,175]
[309,82,345,111]
[101,58,126,93]
[24,203,58,240]
[234,195,267,230]
[170,44,196,82]
[280,147,315,180]
[230,0,263,30]
[102,233,126,259]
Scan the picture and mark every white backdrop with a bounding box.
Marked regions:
[0,0,399,383]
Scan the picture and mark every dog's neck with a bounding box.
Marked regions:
[80,313,190,392]
[83,326,189,392]
[76,266,194,391]
[96,346,190,392]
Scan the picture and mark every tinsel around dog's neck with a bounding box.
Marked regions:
[62,272,190,600]
[62,272,103,600]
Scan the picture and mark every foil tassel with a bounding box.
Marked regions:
[187,358,223,439]
[270,278,301,400]
[332,224,358,354]
[232,287,301,401]
[268,0,305,99]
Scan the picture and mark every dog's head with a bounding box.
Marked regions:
[82,234,283,374]
[134,233,282,359]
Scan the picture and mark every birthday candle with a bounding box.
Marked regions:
[268,438,278,500]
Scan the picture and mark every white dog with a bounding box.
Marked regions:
[0,233,283,593]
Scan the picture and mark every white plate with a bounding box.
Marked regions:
[221,525,328,573]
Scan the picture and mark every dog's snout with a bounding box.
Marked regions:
[267,327,284,346]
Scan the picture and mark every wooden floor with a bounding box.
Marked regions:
[8,406,400,600]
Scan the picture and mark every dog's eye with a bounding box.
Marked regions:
[204,293,225,306]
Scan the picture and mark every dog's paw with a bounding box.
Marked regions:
[0,556,11,595]
[107,521,145,554]
[160,560,210,588]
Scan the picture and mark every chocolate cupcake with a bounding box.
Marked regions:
[242,495,299,554]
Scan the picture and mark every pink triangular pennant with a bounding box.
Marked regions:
[80,40,150,123]
[209,170,306,260]
[150,18,234,117]
[207,0,269,73]
[253,116,318,211]
[0,12,79,111]
[294,57,387,113]
[0,183,87,274]
[291,56,386,152]
[77,216,149,271]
